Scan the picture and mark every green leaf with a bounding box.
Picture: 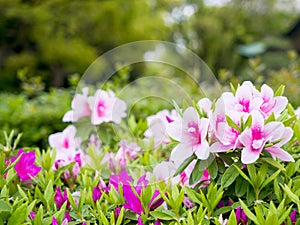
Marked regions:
[235,176,248,197]
[173,154,197,177]
[260,169,281,190]
[185,187,202,205]
[227,210,237,225]
[233,165,254,187]
[239,199,259,225]
[221,163,239,188]
[274,85,285,96]
[115,207,124,225]
[0,200,11,212]
[226,115,241,133]
[207,159,218,180]
[189,159,204,185]
[281,184,300,204]
[150,210,177,220]
[7,202,28,225]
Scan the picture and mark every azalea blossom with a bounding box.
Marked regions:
[221,81,263,117]
[110,170,164,215]
[168,107,210,167]
[180,160,210,188]
[144,109,180,147]
[49,125,84,179]
[63,87,90,122]
[54,187,70,209]
[210,98,242,153]
[258,84,288,118]
[49,125,81,153]
[239,110,294,164]
[153,161,181,185]
[87,89,126,125]
[197,97,212,116]
[118,140,141,160]
[235,206,248,224]
[10,149,41,182]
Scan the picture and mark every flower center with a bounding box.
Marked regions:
[97,101,106,117]
[187,122,201,145]
[238,98,250,113]
[251,126,264,150]
[63,138,69,149]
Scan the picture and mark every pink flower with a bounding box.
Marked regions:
[180,161,210,188]
[49,125,81,153]
[49,126,84,178]
[239,110,294,164]
[153,161,181,185]
[10,149,41,182]
[118,140,141,160]
[197,98,212,116]
[63,87,91,122]
[87,89,126,125]
[259,84,287,118]
[222,81,263,116]
[144,109,180,147]
[168,107,210,167]
[210,98,242,153]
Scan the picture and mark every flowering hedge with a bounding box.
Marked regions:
[1,81,300,225]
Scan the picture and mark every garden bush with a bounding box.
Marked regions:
[0,89,71,148]
[0,81,300,224]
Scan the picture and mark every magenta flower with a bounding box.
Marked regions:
[92,186,102,202]
[88,89,126,125]
[110,170,163,215]
[239,110,294,164]
[138,216,161,225]
[109,169,133,191]
[54,187,70,209]
[236,206,248,224]
[63,87,91,122]
[168,107,210,168]
[290,209,297,224]
[29,211,35,220]
[10,149,41,182]
[52,217,68,225]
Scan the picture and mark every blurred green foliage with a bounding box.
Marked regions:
[0,0,298,92]
[0,89,71,148]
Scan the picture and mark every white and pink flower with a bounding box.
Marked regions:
[259,84,288,118]
[210,98,242,153]
[168,107,210,167]
[49,125,84,178]
[63,87,91,122]
[239,110,294,164]
[144,109,180,147]
[88,89,127,125]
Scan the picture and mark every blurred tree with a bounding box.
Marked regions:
[0,0,170,91]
